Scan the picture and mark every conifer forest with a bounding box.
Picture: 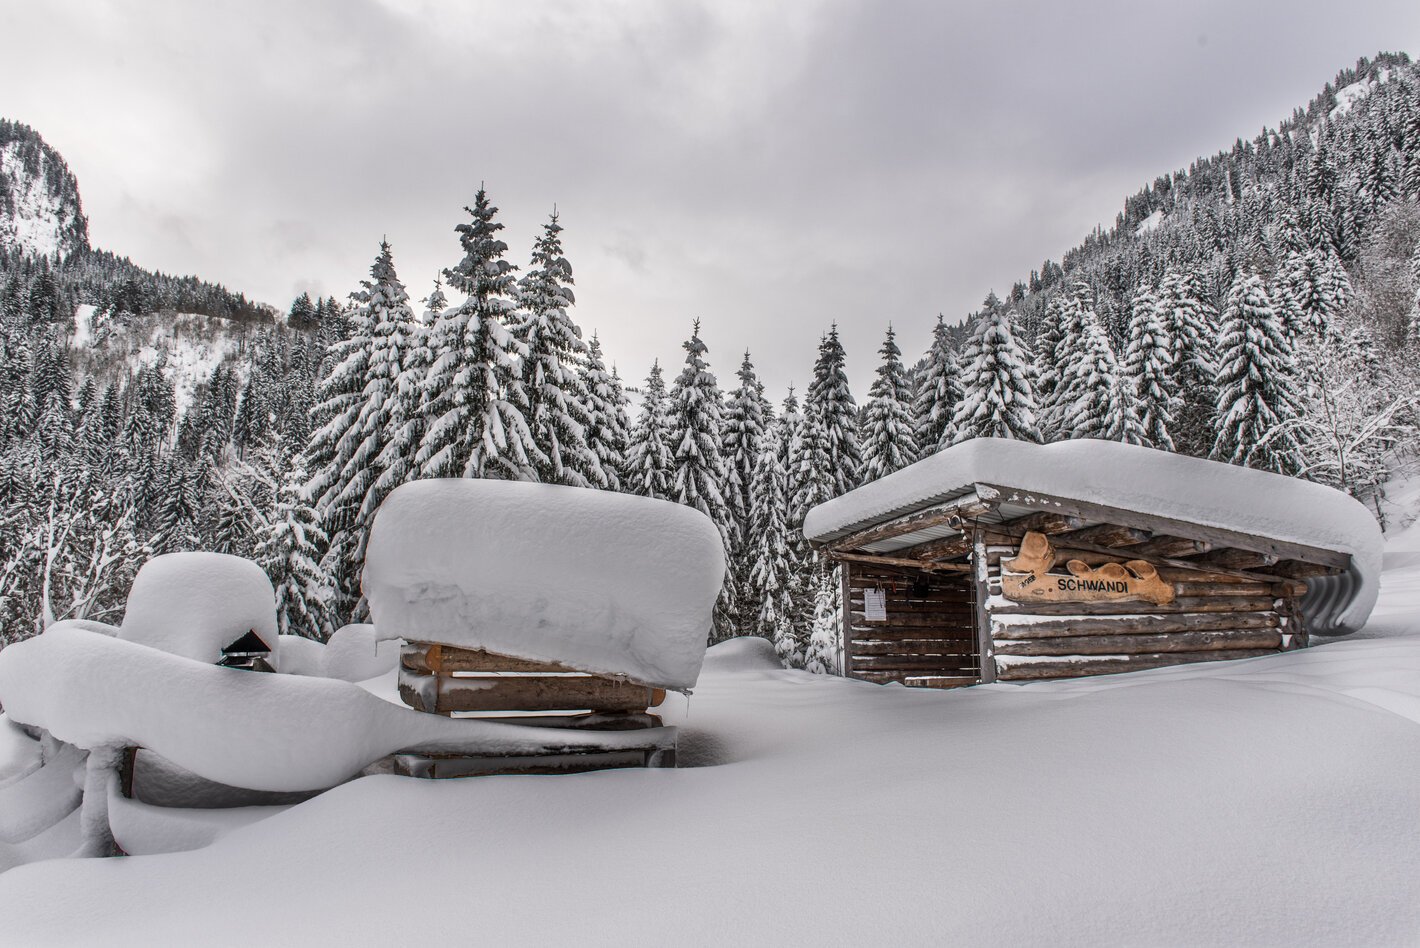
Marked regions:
[2,52,1420,676]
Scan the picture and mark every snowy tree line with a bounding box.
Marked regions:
[0,55,1419,673]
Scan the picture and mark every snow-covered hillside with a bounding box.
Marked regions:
[2,524,1419,943]
[0,122,87,259]
[70,304,250,413]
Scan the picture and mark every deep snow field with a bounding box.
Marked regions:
[2,536,1420,943]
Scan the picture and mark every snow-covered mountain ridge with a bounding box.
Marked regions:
[0,120,88,261]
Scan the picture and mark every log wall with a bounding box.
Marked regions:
[844,560,979,687]
[979,532,1304,682]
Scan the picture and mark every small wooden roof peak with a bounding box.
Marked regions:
[222,630,272,655]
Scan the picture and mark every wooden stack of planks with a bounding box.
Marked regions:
[392,642,674,776]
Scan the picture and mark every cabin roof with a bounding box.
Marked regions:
[222,630,272,655]
[803,439,1383,634]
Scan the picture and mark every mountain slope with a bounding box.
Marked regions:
[0,120,87,261]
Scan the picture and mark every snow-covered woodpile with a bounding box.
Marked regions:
[364,479,724,772]
[804,439,1382,686]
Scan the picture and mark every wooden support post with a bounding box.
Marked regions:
[973,526,996,683]
[829,551,972,572]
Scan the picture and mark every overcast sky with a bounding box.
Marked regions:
[2,1,1418,400]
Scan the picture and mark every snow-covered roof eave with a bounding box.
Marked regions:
[803,439,1383,634]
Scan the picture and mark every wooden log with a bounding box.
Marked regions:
[990,611,1281,638]
[851,655,981,671]
[398,667,654,714]
[852,639,979,656]
[1271,560,1346,579]
[903,676,979,689]
[895,532,973,562]
[825,487,1001,552]
[1128,535,1213,558]
[402,642,576,675]
[975,483,1352,571]
[1054,523,1151,548]
[850,600,974,616]
[992,629,1284,656]
[1172,581,1273,597]
[997,511,1087,536]
[848,588,974,603]
[997,648,1278,679]
[1194,548,1280,571]
[831,551,972,573]
[987,595,1278,616]
[850,615,976,631]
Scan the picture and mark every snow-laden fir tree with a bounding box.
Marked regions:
[666,321,729,542]
[773,387,812,666]
[417,188,537,480]
[1156,268,1218,457]
[305,240,418,586]
[803,567,843,676]
[745,402,796,649]
[720,351,769,637]
[951,308,1041,443]
[373,280,441,512]
[624,361,674,499]
[1040,287,1095,440]
[582,334,628,491]
[1058,312,1146,443]
[1407,239,1420,345]
[859,325,920,481]
[1281,247,1352,339]
[256,458,333,641]
[1122,286,1176,451]
[514,211,600,488]
[804,324,861,498]
[1212,272,1306,474]
[1031,295,1067,440]
[913,314,963,455]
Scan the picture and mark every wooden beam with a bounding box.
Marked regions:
[402,643,577,676]
[972,526,997,683]
[993,629,1284,656]
[988,595,1279,616]
[829,551,972,573]
[825,486,1001,553]
[398,667,655,714]
[999,511,1087,536]
[975,483,1351,571]
[996,648,1278,679]
[990,612,1281,638]
[1194,549,1280,571]
[896,532,972,562]
[1270,560,1346,579]
[1054,523,1152,548]
[1129,535,1213,559]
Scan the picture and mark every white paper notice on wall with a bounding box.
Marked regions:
[863,588,887,622]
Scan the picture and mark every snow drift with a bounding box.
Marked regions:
[118,553,279,663]
[803,438,1383,635]
[363,479,725,690]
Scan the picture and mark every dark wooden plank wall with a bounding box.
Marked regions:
[844,560,979,686]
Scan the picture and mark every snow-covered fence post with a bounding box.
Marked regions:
[74,742,123,858]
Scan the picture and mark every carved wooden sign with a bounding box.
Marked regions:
[1000,531,1176,606]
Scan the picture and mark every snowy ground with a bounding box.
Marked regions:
[2,564,1419,943]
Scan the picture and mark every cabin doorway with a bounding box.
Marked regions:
[841,559,980,688]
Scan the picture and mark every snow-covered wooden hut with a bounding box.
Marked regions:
[363,479,725,773]
[802,439,1382,686]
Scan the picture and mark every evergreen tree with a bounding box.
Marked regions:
[1123,286,1176,450]
[746,407,795,647]
[1037,286,1091,440]
[1059,312,1147,444]
[1157,268,1219,457]
[514,211,599,487]
[582,335,628,491]
[859,326,920,481]
[665,320,729,541]
[804,324,861,498]
[951,309,1041,443]
[417,188,536,480]
[720,351,769,637]
[914,315,963,454]
[803,567,843,676]
[257,458,333,641]
[624,361,674,499]
[1212,272,1305,473]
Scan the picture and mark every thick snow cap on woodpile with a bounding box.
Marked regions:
[803,438,1382,635]
[118,553,278,663]
[363,480,725,691]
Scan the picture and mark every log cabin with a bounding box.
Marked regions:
[801,439,1382,687]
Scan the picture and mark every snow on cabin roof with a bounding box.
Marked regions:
[363,479,726,692]
[803,439,1383,634]
[222,630,272,655]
